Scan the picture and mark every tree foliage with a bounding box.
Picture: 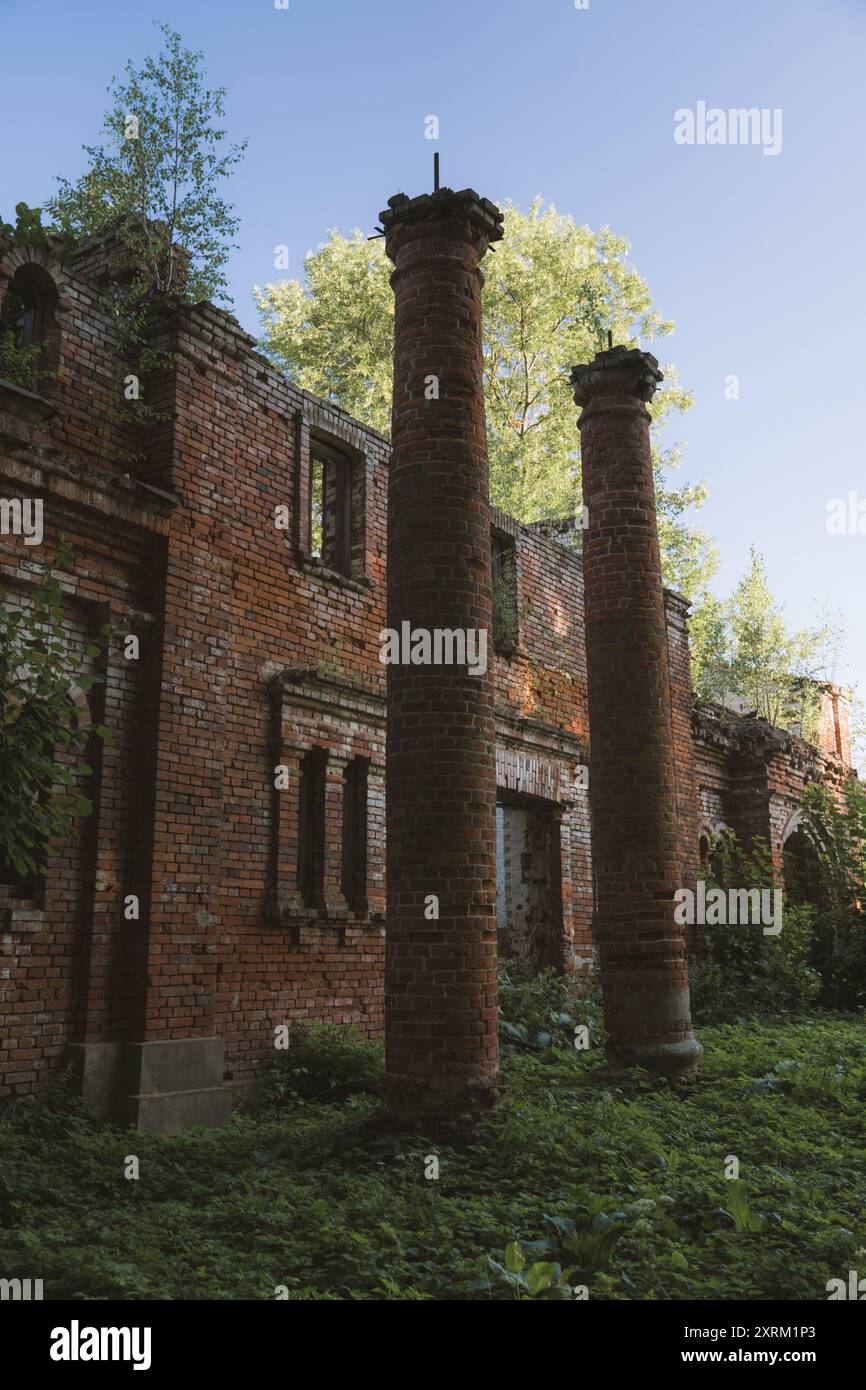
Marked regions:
[47,23,246,305]
[692,546,842,738]
[255,199,717,602]
[40,25,246,461]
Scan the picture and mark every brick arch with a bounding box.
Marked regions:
[0,247,70,380]
[781,807,826,904]
[698,828,712,868]
[699,821,736,880]
[780,807,805,845]
[699,819,731,851]
[0,245,67,294]
[0,244,72,328]
[780,804,827,858]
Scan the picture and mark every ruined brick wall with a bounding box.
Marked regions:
[140,303,391,1082]
[692,705,854,883]
[489,508,592,965]
[0,383,168,1100]
[0,237,141,471]
[2,238,853,1108]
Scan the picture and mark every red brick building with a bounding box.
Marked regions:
[0,230,854,1129]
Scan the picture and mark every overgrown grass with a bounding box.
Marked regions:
[1,1014,864,1300]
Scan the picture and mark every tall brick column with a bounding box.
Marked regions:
[380,187,504,1132]
[570,347,701,1075]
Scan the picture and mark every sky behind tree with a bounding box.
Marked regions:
[2,0,864,742]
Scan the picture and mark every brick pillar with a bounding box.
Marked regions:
[570,347,701,1075]
[380,187,504,1133]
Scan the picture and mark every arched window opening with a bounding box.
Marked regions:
[783,827,823,907]
[1,266,56,348]
[706,828,736,886]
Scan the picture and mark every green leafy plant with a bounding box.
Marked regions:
[491,573,518,653]
[497,958,603,1054]
[794,780,866,1008]
[48,24,245,306]
[1,1014,864,1300]
[530,1206,633,1279]
[259,1022,383,1106]
[487,1240,575,1300]
[692,546,842,733]
[0,202,51,249]
[724,1181,764,1234]
[0,542,110,884]
[688,832,821,1023]
[0,329,43,391]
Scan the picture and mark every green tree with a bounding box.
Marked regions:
[0,543,109,884]
[47,22,246,305]
[694,546,841,736]
[688,591,729,704]
[255,199,717,602]
[41,24,246,462]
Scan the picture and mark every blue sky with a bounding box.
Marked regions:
[2,0,864,747]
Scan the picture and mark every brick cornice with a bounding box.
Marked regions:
[379,187,504,249]
[0,440,177,527]
[269,665,386,725]
[571,345,664,414]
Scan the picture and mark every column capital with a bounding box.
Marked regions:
[380,187,504,264]
[571,346,664,413]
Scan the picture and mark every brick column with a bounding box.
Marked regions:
[570,347,701,1075]
[380,187,504,1133]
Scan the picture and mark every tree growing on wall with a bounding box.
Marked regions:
[693,546,843,738]
[255,200,718,606]
[47,22,246,306]
[37,23,246,462]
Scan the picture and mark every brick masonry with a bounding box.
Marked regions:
[380,188,504,1132]
[0,231,855,1126]
[570,347,702,1074]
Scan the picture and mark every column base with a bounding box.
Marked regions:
[67,1037,232,1135]
[606,1035,703,1077]
[601,980,703,1076]
[382,1072,503,1138]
